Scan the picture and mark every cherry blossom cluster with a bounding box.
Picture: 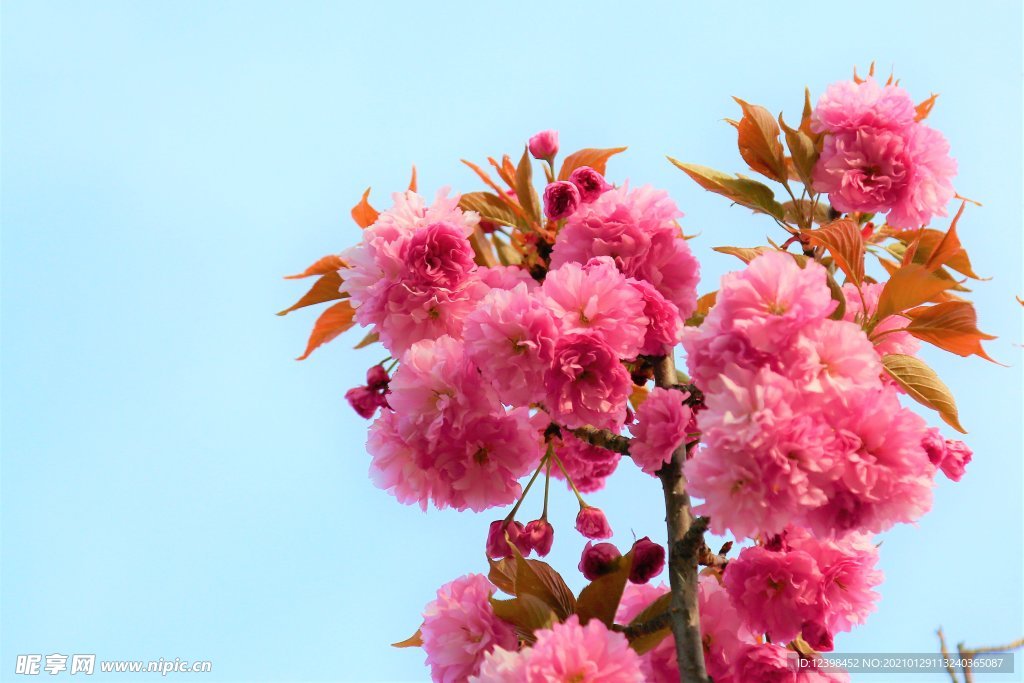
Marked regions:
[812,77,957,228]
[283,68,985,683]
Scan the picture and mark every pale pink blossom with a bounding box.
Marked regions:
[525,616,644,683]
[477,265,538,291]
[698,575,755,683]
[886,123,957,228]
[629,387,693,475]
[543,331,632,430]
[811,78,917,134]
[469,646,530,683]
[541,258,648,358]
[616,583,679,682]
[464,284,559,406]
[421,574,517,683]
[784,319,883,395]
[813,127,910,216]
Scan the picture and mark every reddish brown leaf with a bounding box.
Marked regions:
[351,187,379,228]
[558,147,628,181]
[296,300,357,360]
[626,592,673,655]
[906,301,998,362]
[407,165,418,192]
[779,114,818,189]
[576,551,633,627]
[514,147,540,224]
[892,227,982,279]
[732,98,787,183]
[712,245,772,264]
[803,219,865,285]
[511,545,576,619]
[284,254,346,280]
[353,331,379,350]
[488,556,518,596]
[490,595,556,644]
[668,159,785,220]
[915,93,939,122]
[924,201,967,272]
[685,290,718,327]
[875,264,957,322]
[276,271,345,316]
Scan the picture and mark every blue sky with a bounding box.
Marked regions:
[2,1,1021,681]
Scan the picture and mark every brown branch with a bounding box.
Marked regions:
[654,354,710,683]
[957,642,974,683]
[937,628,959,683]
[569,425,632,455]
[961,637,1024,656]
[613,610,675,639]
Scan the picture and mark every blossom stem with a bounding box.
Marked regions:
[541,458,551,520]
[652,354,710,683]
[505,451,549,523]
[549,448,586,507]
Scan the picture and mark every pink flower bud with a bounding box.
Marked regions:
[568,166,612,203]
[365,364,390,391]
[628,537,665,584]
[523,519,555,557]
[528,130,559,160]
[575,505,613,539]
[579,541,622,580]
[345,386,384,419]
[800,620,834,653]
[543,181,581,221]
[486,519,528,559]
[939,439,972,482]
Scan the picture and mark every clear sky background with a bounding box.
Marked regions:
[2,2,1022,681]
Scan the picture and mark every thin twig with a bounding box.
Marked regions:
[569,425,632,455]
[937,628,959,683]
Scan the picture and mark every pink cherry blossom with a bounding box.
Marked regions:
[886,123,957,228]
[543,331,632,430]
[732,643,800,682]
[575,506,613,539]
[813,127,910,216]
[724,544,823,644]
[541,258,648,358]
[629,387,693,476]
[528,130,559,160]
[616,583,679,683]
[464,283,559,406]
[841,282,919,358]
[422,574,517,683]
[522,519,554,556]
[628,537,666,584]
[811,78,917,134]
[525,616,644,683]
[469,646,530,682]
[922,428,972,482]
[569,166,612,203]
[551,432,621,493]
[579,541,622,581]
[629,279,684,356]
[698,575,756,683]
[486,519,529,559]
[550,184,700,318]
[544,181,581,220]
[405,221,477,288]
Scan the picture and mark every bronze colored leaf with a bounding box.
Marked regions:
[905,301,998,362]
[881,354,965,433]
[875,264,957,322]
[351,187,379,228]
[668,159,785,220]
[296,300,357,360]
[733,98,787,183]
[284,254,346,279]
[514,148,540,225]
[779,114,818,188]
[576,551,633,627]
[803,219,865,285]
[277,271,345,316]
[392,628,423,649]
[558,147,628,181]
[626,592,673,655]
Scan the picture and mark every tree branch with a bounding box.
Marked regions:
[569,425,632,455]
[936,628,959,683]
[653,354,710,683]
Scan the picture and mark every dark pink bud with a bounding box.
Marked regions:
[568,166,611,203]
[801,620,834,652]
[345,386,384,419]
[575,505,613,539]
[579,541,622,581]
[939,439,972,482]
[543,181,581,221]
[486,519,527,559]
[365,364,390,391]
[528,130,559,160]
[628,537,665,584]
[523,519,555,557]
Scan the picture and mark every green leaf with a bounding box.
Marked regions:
[576,551,634,627]
[667,159,785,220]
[881,354,966,433]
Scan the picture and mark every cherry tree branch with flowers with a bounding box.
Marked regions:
[280,64,1016,682]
